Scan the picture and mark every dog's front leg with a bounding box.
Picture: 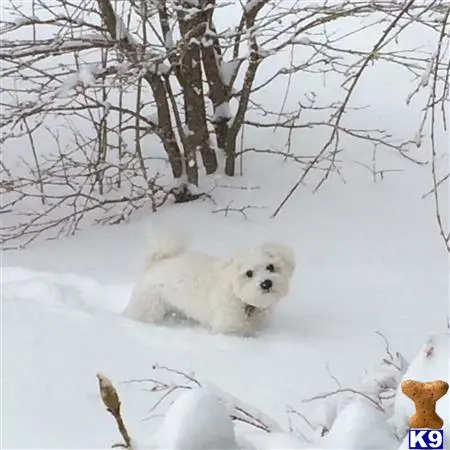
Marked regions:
[250,309,270,332]
[122,286,168,324]
[210,312,252,337]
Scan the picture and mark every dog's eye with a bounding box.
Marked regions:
[245,270,254,278]
[266,264,275,272]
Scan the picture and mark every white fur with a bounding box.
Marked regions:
[122,234,296,336]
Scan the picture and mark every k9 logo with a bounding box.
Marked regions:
[408,429,444,449]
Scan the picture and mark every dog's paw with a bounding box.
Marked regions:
[209,321,256,338]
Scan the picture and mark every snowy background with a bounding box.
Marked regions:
[1,0,449,448]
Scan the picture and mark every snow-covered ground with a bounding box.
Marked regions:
[2,155,449,447]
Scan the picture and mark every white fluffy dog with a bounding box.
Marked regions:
[122,235,296,336]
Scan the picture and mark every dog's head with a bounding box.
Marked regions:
[226,242,295,309]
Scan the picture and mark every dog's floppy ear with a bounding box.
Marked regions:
[261,242,296,275]
[217,252,242,273]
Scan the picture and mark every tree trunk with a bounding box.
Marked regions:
[224,136,237,176]
[178,4,217,183]
[96,0,183,180]
[223,3,264,176]
[201,0,231,154]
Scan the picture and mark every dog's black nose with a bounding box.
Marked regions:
[260,279,273,291]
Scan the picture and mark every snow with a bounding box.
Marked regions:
[147,112,159,125]
[59,63,100,95]
[1,1,449,449]
[213,101,232,121]
[117,61,131,75]
[13,17,29,26]
[244,0,267,14]
[189,37,201,46]
[145,61,171,76]
[421,54,435,88]
[295,36,312,45]
[102,101,112,117]
[182,124,194,136]
[115,13,127,40]
[219,59,241,86]
[164,31,174,49]
[150,388,238,449]
[202,35,214,47]
[391,333,450,449]
[2,171,448,447]
[4,262,446,449]
[321,400,398,448]
[78,65,96,87]
[1,37,101,58]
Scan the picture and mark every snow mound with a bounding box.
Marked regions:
[317,332,449,449]
[2,263,448,449]
[391,332,450,449]
[239,431,307,449]
[149,388,239,449]
[320,400,398,449]
[2,266,131,314]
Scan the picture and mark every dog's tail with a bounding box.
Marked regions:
[144,232,188,268]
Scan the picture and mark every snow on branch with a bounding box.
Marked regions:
[244,0,268,15]
[124,364,282,433]
[286,332,409,443]
[97,333,425,448]
[1,0,448,249]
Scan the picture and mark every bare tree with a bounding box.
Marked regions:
[0,0,448,248]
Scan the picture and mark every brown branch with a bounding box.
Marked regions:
[96,0,183,179]
[225,0,269,176]
[271,0,418,218]
[211,201,265,218]
[428,5,450,252]
[176,0,218,183]
[302,388,385,412]
[201,0,231,152]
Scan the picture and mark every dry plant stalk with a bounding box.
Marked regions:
[125,364,280,433]
[97,373,133,449]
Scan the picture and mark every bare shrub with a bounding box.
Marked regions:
[97,334,408,446]
[1,1,448,248]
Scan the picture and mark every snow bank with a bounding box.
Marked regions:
[2,266,131,314]
[239,431,307,449]
[129,333,449,449]
[391,333,450,449]
[320,400,398,449]
[148,388,238,449]
[2,263,448,449]
[307,333,449,449]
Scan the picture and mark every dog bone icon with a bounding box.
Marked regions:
[401,379,449,429]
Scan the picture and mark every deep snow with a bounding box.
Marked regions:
[2,161,449,447]
[1,0,449,448]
